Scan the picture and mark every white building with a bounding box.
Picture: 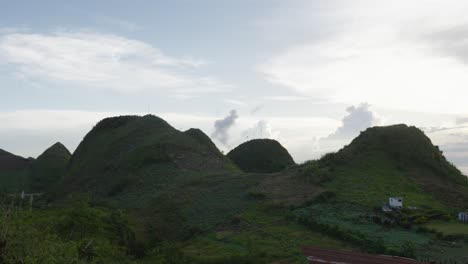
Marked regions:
[459,212,468,222]
[389,197,403,209]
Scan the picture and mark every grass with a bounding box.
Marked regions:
[324,152,447,211]
[183,203,354,263]
[425,221,468,235]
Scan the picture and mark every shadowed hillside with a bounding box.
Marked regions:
[227,139,295,173]
[0,149,32,192]
[0,149,31,172]
[30,142,71,192]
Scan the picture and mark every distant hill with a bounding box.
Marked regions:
[30,142,71,192]
[60,115,236,198]
[307,124,468,210]
[227,139,295,173]
[0,149,32,192]
[0,149,31,172]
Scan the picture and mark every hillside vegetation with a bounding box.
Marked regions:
[1,118,468,263]
[311,124,468,209]
[60,115,237,198]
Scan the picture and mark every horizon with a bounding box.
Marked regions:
[1,1,468,175]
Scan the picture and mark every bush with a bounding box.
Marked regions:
[413,216,428,225]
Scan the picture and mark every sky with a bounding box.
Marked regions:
[1,0,468,174]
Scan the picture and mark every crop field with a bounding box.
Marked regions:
[184,203,354,263]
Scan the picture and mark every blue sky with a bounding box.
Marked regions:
[1,0,468,174]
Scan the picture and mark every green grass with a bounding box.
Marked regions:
[324,152,447,211]
[183,203,354,263]
[425,221,468,235]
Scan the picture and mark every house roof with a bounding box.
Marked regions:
[302,247,427,264]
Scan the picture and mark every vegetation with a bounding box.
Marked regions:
[1,116,468,263]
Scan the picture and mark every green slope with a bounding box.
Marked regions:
[227,139,295,173]
[301,124,468,210]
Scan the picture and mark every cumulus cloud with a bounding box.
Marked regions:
[240,120,280,142]
[314,103,381,154]
[259,0,468,114]
[211,110,239,145]
[0,31,229,94]
[327,103,381,139]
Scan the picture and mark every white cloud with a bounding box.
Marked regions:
[0,31,227,94]
[327,103,381,139]
[263,95,308,102]
[315,103,382,155]
[259,0,468,114]
[240,120,280,142]
[224,99,247,107]
[211,110,239,146]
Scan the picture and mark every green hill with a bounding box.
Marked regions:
[60,115,236,198]
[30,142,71,192]
[302,124,468,210]
[227,139,295,173]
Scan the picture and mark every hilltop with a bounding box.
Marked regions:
[60,115,237,198]
[30,142,71,192]
[227,139,295,173]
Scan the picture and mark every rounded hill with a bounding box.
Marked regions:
[227,139,295,173]
[62,115,235,197]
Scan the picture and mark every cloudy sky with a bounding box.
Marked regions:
[1,0,468,174]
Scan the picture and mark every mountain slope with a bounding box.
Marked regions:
[227,139,295,173]
[30,142,71,192]
[0,149,32,192]
[304,124,468,210]
[61,115,236,198]
[0,149,31,172]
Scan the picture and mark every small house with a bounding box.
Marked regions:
[389,197,403,209]
[459,212,468,223]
